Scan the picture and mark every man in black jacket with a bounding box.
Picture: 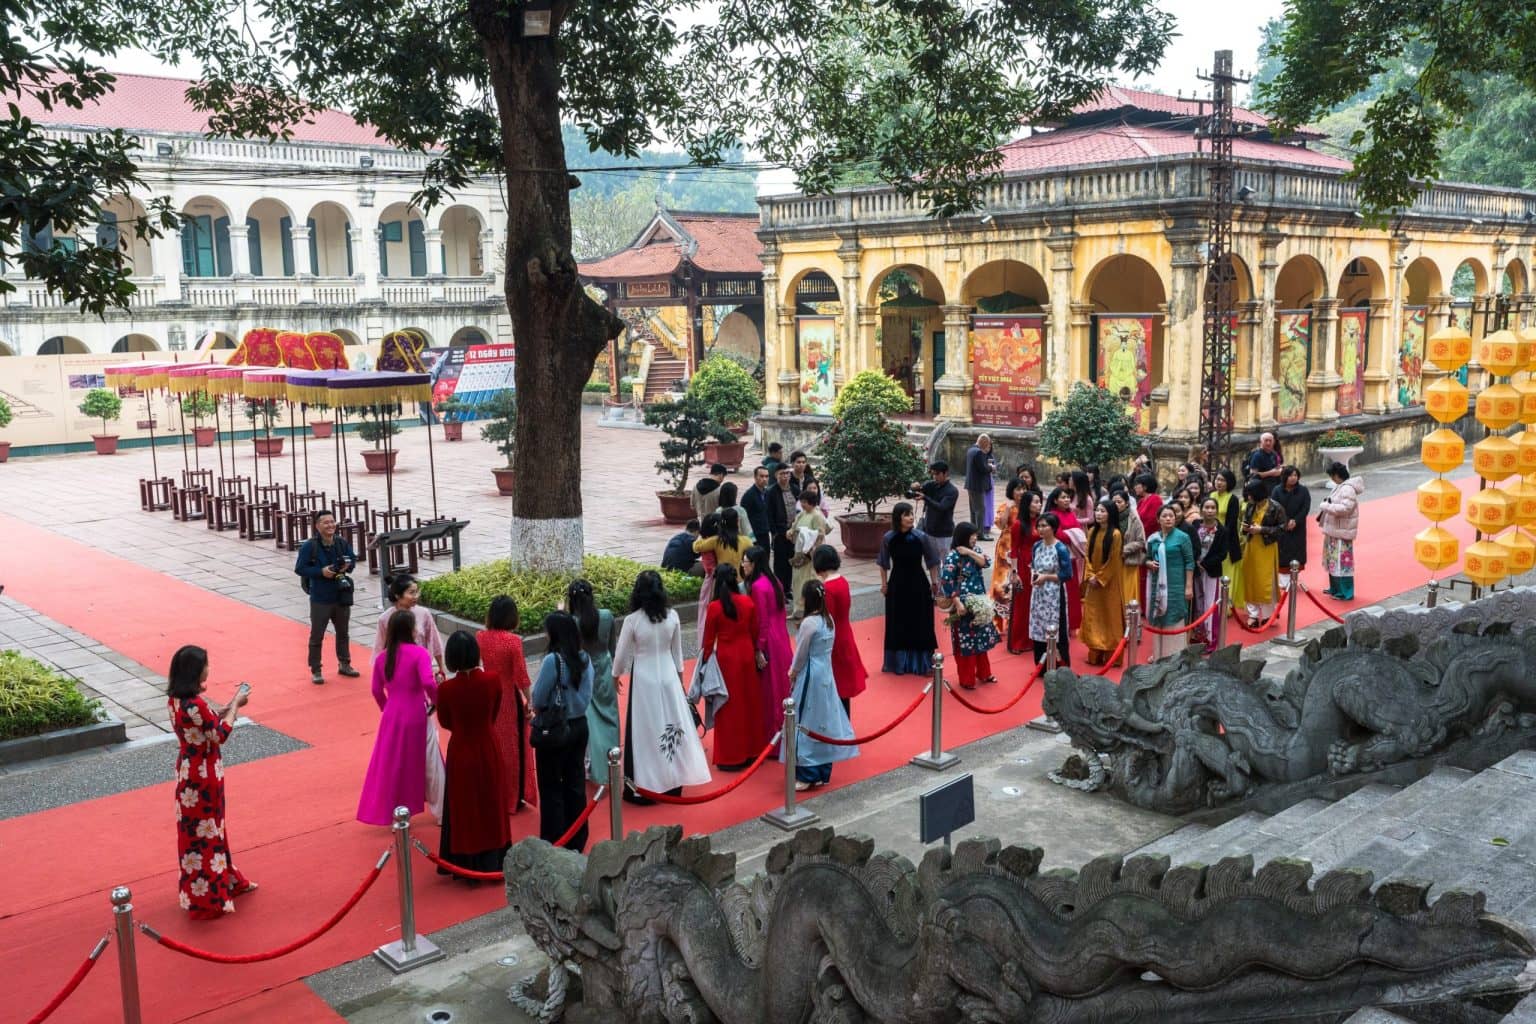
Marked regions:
[294,510,359,685]
[741,465,772,546]
[915,460,959,568]
[765,463,797,596]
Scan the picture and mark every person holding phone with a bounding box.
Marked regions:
[295,509,359,686]
[167,645,254,920]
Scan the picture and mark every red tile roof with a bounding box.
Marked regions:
[12,72,384,146]
[580,211,763,280]
[1069,85,1270,128]
[997,123,1352,173]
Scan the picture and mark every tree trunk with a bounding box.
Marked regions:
[475,1,624,572]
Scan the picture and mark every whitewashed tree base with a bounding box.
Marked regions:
[511,516,584,572]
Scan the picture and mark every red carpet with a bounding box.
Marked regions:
[0,476,1471,1023]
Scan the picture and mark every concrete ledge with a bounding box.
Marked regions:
[0,714,128,766]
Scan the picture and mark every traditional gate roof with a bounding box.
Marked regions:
[580,209,762,281]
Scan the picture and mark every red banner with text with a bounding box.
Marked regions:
[969,315,1044,427]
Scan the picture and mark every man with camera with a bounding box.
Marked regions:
[912,460,959,582]
[295,510,360,685]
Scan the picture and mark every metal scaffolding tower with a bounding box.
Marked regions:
[1197,50,1249,468]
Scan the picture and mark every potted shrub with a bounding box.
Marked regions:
[357,404,401,473]
[244,398,285,456]
[478,390,517,495]
[831,369,915,418]
[185,391,218,447]
[1037,382,1142,470]
[817,404,928,557]
[0,394,12,463]
[688,354,762,468]
[644,396,728,523]
[436,397,472,442]
[309,401,334,439]
[1316,427,1367,471]
[79,388,123,455]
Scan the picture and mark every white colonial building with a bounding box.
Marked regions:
[0,72,510,356]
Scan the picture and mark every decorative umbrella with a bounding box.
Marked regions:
[207,367,250,487]
[286,369,351,503]
[325,371,433,516]
[243,369,292,493]
[168,363,220,477]
[104,361,175,495]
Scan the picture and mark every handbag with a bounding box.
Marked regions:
[530,658,572,749]
[424,714,446,822]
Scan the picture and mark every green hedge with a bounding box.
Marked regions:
[0,651,102,741]
[418,554,702,633]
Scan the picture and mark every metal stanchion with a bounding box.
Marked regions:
[1275,560,1307,647]
[1215,576,1230,649]
[111,886,142,1024]
[1426,578,1439,608]
[374,806,445,973]
[607,748,624,841]
[910,653,960,769]
[1026,641,1064,733]
[1124,600,1141,671]
[762,700,819,829]
[1045,639,1060,673]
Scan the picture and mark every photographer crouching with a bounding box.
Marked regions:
[296,509,360,685]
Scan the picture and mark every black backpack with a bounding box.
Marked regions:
[529,658,571,749]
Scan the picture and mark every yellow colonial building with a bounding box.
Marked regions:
[755,87,1536,461]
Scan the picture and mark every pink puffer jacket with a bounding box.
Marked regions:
[1318,476,1363,541]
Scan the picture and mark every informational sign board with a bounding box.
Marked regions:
[970,315,1043,427]
[450,343,516,409]
[919,772,975,846]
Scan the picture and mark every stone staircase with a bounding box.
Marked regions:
[1130,750,1536,1022]
[643,352,688,403]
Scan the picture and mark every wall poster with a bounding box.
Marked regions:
[1275,310,1311,424]
[969,315,1044,427]
[797,315,836,415]
[1093,314,1155,431]
[1336,307,1369,416]
[1400,306,1427,406]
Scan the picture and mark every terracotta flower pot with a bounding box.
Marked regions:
[252,436,285,457]
[443,421,464,442]
[310,420,334,439]
[492,466,516,495]
[193,427,216,447]
[837,513,888,559]
[702,439,747,471]
[361,448,399,474]
[92,435,120,456]
[0,440,11,463]
[657,490,694,524]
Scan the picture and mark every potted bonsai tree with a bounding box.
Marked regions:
[244,397,285,456]
[309,401,334,439]
[357,404,401,473]
[688,354,762,470]
[185,391,218,447]
[817,401,928,557]
[1037,382,1142,471]
[478,390,517,495]
[79,388,123,455]
[1316,427,1367,472]
[436,397,472,442]
[0,394,12,463]
[644,396,728,524]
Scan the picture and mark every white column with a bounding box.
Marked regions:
[354,225,380,301]
[154,224,184,302]
[291,223,314,277]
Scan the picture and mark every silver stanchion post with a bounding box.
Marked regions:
[607,747,623,841]
[374,806,445,973]
[1275,559,1307,647]
[111,886,142,1024]
[762,699,818,829]
[910,653,960,769]
[1125,600,1141,671]
[1216,576,1230,649]
[1426,578,1439,608]
[1045,638,1060,673]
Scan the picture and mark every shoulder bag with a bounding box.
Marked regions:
[529,657,572,749]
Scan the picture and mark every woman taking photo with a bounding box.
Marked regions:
[699,564,766,770]
[813,545,867,712]
[1007,490,1044,655]
[785,579,858,790]
[167,645,254,919]
[476,596,537,814]
[565,579,618,785]
[1318,463,1363,600]
[434,630,510,878]
[1271,465,1311,576]
[1080,501,1125,667]
[743,545,794,739]
[1194,497,1231,650]
[358,609,440,827]
[613,571,710,803]
[1240,477,1287,628]
[530,612,593,850]
[939,523,1001,689]
[373,574,446,678]
[876,501,939,675]
[1028,512,1072,668]
[1147,504,1197,661]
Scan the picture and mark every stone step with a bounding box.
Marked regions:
[1343,1009,1417,1024]
[1505,989,1536,1022]
[1387,789,1536,916]
[1131,822,1209,862]
[1173,811,1272,866]
[1295,773,1480,876]
[1209,797,1331,866]
[1432,816,1536,920]
[1253,783,1399,869]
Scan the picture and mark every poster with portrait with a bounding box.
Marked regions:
[797,316,836,415]
[969,315,1044,427]
[1094,314,1155,431]
[1450,302,1473,385]
[1400,306,1427,406]
[1336,308,1369,416]
[1275,310,1311,424]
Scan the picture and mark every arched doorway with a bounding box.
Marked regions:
[0,339,14,356]
[38,336,89,355]
[1085,254,1167,431]
[870,265,945,415]
[378,203,427,278]
[305,201,354,277]
[100,195,153,274]
[332,328,362,348]
[112,334,160,353]
[1402,257,1443,406]
[1271,255,1327,423]
[245,198,297,277]
[179,196,235,277]
[437,206,485,277]
[449,326,489,348]
[1334,257,1386,415]
[961,259,1049,426]
[782,269,841,415]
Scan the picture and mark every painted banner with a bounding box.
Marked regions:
[451,343,517,409]
[1400,306,1427,406]
[969,315,1044,427]
[1336,307,1369,416]
[1450,302,1473,385]
[1094,314,1155,431]
[1275,310,1311,424]
[797,316,836,414]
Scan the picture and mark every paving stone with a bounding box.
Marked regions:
[1174,811,1271,866]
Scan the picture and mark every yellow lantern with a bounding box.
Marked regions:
[1464,537,1512,585]
[1426,325,1473,372]
[1414,525,1460,571]
[1516,378,1536,425]
[1421,428,1466,473]
[1476,383,1522,430]
[1506,529,1536,573]
[1514,429,1536,472]
[1424,377,1470,423]
[1417,478,1463,522]
[1466,488,1515,532]
[1478,329,1522,375]
[1474,435,1521,481]
[1519,326,1536,372]
[1505,478,1536,527]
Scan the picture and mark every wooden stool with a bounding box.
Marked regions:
[287,490,328,514]
[172,486,209,522]
[275,509,315,551]
[207,493,242,532]
[219,475,252,503]
[140,477,174,512]
[368,508,416,576]
[256,483,289,510]
[182,468,215,493]
[416,516,456,560]
[240,501,277,541]
[337,519,368,561]
[335,497,370,529]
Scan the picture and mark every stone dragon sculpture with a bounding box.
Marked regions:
[505,825,1533,1023]
[1041,621,1536,814]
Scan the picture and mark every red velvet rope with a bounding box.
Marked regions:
[633,737,779,804]
[1093,634,1130,676]
[802,683,930,745]
[144,855,388,964]
[412,838,505,881]
[1299,582,1348,623]
[552,785,607,847]
[1141,600,1220,635]
[1230,588,1289,633]
[24,934,108,1024]
[944,663,1044,715]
